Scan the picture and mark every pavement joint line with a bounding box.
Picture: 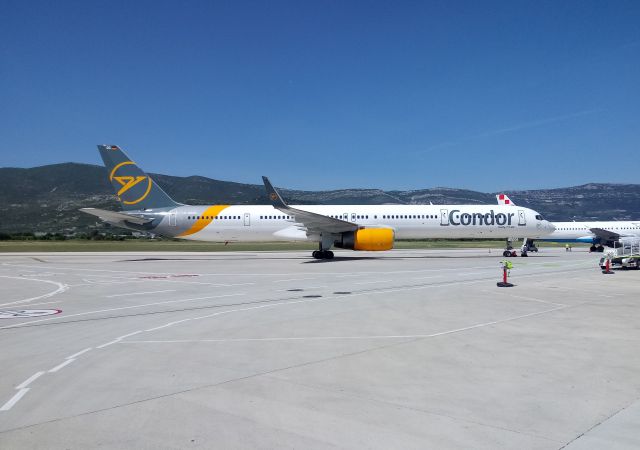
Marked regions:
[272,278,317,283]
[20,300,62,307]
[106,289,177,298]
[266,375,563,445]
[0,276,68,307]
[48,359,75,373]
[0,266,590,332]
[0,389,30,412]
[0,292,246,330]
[1,259,594,278]
[66,348,92,359]
[15,372,45,390]
[558,395,640,449]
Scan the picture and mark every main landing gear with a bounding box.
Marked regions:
[312,250,334,259]
[589,245,605,252]
[312,237,335,260]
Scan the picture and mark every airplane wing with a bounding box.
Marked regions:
[79,208,153,226]
[589,227,621,242]
[262,176,358,234]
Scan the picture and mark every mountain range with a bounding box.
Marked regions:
[1,162,639,233]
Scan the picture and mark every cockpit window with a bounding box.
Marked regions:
[535,214,544,220]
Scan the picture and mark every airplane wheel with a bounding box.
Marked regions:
[521,252,528,257]
[503,251,511,257]
[312,251,319,259]
[326,251,334,259]
[590,245,597,252]
[597,246,605,252]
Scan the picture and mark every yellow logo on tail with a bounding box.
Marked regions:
[109,161,152,205]
[114,176,147,196]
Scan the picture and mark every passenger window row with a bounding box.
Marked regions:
[382,214,437,219]
[187,215,240,220]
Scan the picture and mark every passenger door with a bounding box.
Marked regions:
[518,209,526,226]
[244,213,250,226]
[440,209,449,226]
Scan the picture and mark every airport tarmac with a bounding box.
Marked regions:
[0,247,639,449]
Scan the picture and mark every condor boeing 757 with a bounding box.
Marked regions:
[81,145,555,259]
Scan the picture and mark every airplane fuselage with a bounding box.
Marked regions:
[535,221,640,244]
[129,204,553,242]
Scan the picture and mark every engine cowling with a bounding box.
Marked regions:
[334,228,394,251]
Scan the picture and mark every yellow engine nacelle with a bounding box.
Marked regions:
[335,228,395,251]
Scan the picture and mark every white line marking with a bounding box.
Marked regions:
[97,331,143,349]
[21,300,62,307]
[16,372,45,390]
[124,305,569,344]
[145,319,193,332]
[66,347,92,359]
[484,290,566,307]
[273,278,317,283]
[354,280,392,285]
[0,276,68,307]
[106,289,176,298]
[97,340,120,349]
[149,279,255,287]
[145,324,173,332]
[0,293,245,330]
[412,275,443,280]
[118,330,143,340]
[49,359,75,373]
[0,389,30,411]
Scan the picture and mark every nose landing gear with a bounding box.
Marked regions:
[503,238,518,257]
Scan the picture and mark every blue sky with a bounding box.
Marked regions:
[1,1,639,192]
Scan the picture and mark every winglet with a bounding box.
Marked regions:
[262,176,289,208]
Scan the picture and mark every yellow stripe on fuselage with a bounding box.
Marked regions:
[177,205,229,237]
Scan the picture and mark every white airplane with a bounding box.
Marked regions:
[496,194,640,252]
[81,145,555,259]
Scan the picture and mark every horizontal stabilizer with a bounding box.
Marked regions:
[79,208,152,225]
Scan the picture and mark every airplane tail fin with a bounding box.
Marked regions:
[98,145,180,211]
[496,193,516,206]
